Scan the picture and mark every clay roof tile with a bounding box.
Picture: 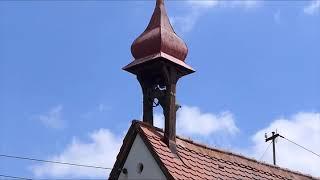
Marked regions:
[136,121,318,180]
[109,121,319,180]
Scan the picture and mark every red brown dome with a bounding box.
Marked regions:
[131,0,188,62]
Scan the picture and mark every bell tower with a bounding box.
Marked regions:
[123,0,194,153]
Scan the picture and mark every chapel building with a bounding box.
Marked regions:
[109,0,317,179]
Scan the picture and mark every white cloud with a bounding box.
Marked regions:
[35,105,65,129]
[30,105,320,178]
[304,0,320,15]
[156,106,320,177]
[31,129,122,178]
[171,0,260,33]
[246,112,320,177]
[187,0,219,8]
[219,0,260,9]
[187,0,260,9]
[154,105,239,137]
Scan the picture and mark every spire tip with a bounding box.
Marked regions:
[156,0,164,6]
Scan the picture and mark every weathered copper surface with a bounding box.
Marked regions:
[109,121,317,180]
[123,52,194,76]
[131,0,188,62]
[124,0,194,75]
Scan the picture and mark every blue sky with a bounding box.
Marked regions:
[1,0,320,178]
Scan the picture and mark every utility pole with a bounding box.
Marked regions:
[265,131,280,165]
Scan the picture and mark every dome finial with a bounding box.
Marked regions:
[156,0,164,6]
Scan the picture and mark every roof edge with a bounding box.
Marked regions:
[109,121,138,179]
[123,52,195,76]
[109,120,174,180]
[135,121,318,179]
[137,122,175,180]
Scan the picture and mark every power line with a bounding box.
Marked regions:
[1,0,315,1]
[0,154,112,170]
[0,174,110,180]
[259,141,272,161]
[0,174,31,180]
[279,135,320,159]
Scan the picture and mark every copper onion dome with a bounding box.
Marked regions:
[131,0,188,61]
[123,0,194,75]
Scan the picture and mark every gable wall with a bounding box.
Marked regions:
[118,134,166,180]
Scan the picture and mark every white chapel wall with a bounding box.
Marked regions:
[118,134,166,180]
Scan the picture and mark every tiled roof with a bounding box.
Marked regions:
[110,121,318,180]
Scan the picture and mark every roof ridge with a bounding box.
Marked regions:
[132,120,164,132]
